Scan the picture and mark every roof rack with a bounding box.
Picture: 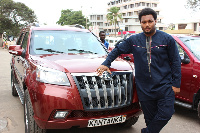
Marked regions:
[74,24,85,29]
[67,24,85,29]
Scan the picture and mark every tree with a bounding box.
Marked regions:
[106,7,122,37]
[185,0,200,10]
[168,23,175,30]
[0,0,37,36]
[56,9,90,28]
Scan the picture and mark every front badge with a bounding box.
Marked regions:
[101,71,113,81]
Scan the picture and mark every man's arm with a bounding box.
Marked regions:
[96,39,133,75]
[167,36,182,93]
[172,86,180,94]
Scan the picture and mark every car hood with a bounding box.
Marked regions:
[29,54,133,73]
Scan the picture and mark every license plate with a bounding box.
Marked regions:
[87,115,126,127]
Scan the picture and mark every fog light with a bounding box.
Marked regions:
[54,111,69,119]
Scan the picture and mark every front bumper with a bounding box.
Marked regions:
[35,103,142,129]
[29,72,141,129]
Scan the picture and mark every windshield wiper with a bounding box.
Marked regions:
[36,48,64,53]
[68,49,97,54]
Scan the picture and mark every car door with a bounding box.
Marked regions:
[175,41,193,102]
[14,31,29,91]
[14,32,24,87]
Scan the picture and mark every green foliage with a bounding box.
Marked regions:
[56,9,90,28]
[106,7,122,37]
[185,0,200,10]
[0,0,37,36]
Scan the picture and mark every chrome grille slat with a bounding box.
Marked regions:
[72,72,133,111]
[123,75,128,104]
[92,77,101,109]
[102,79,108,108]
[110,80,115,107]
[82,77,93,109]
[116,75,122,106]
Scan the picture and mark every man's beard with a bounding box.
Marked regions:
[143,26,156,35]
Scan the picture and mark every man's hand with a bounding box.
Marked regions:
[96,65,111,76]
[172,86,180,95]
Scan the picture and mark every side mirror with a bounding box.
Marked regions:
[181,52,190,64]
[9,45,23,56]
[181,58,190,64]
[124,56,131,61]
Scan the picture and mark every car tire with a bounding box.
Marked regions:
[117,116,139,128]
[198,101,200,119]
[11,70,18,96]
[24,89,46,133]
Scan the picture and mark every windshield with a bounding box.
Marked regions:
[178,36,200,60]
[30,30,107,55]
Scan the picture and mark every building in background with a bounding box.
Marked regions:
[164,19,200,35]
[89,0,167,37]
[89,14,106,37]
[106,0,166,35]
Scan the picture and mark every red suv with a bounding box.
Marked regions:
[9,25,142,132]
[172,35,200,118]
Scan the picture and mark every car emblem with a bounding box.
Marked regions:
[101,71,113,81]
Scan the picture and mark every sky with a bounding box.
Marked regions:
[13,0,200,25]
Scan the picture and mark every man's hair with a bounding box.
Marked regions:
[138,8,157,22]
[99,31,105,36]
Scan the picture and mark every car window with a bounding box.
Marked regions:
[21,32,29,49]
[16,33,24,45]
[175,41,185,60]
[178,37,200,60]
[30,30,107,55]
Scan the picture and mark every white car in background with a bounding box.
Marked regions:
[105,37,122,48]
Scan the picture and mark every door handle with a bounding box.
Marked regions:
[193,75,197,78]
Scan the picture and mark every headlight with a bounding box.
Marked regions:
[36,66,70,86]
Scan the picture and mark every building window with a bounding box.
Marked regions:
[124,5,127,9]
[125,18,128,23]
[178,24,187,30]
[142,2,145,6]
[97,22,103,26]
[194,23,197,31]
[134,11,138,15]
[151,3,157,7]
[97,15,100,20]
[97,15,103,20]
[128,12,133,16]
[135,18,139,22]
[130,4,134,8]
[125,27,128,31]
[156,11,159,15]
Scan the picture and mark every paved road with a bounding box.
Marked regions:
[0,48,200,133]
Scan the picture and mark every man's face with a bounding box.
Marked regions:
[99,33,106,40]
[140,15,156,36]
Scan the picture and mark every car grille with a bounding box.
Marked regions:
[72,71,133,111]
